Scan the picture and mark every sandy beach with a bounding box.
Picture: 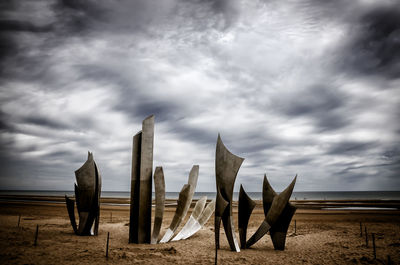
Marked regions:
[1,196,399,264]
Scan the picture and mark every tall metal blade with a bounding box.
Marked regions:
[129,132,142,243]
[65,195,78,234]
[215,134,243,252]
[151,167,165,244]
[138,115,154,243]
[238,185,256,249]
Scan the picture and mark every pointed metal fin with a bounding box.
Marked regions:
[65,195,78,234]
[238,185,256,249]
[266,175,297,226]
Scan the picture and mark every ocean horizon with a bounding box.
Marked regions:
[1,190,400,200]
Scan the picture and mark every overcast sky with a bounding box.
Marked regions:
[0,0,399,192]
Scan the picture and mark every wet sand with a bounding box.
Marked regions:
[0,196,399,264]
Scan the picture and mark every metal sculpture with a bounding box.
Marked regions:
[172,196,207,241]
[151,166,165,244]
[215,134,243,252]
[160,165,199,243]
[194,199,216,237]
[65,151,102,236]
[129,115,154,244]
[238,185,256,249]
[174,198,216,240]
[246,174,297,249]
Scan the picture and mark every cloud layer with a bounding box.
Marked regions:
[1,0,399,192]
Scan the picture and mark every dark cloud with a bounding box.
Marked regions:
[208,0,239,29]
[0,3,55,82]
[284,157,314,166]
[382,148,400,160]
[54,0,108,33]
[283,87,344,116]
[54,0,176,34]
[277,85,350,132]
[344,7,400,78]
[234,133,279,154]
[0,110,14,132]
[167,122,216,145]
[23,116,70,130]
[327,141,377,156]
[0,20,53,33]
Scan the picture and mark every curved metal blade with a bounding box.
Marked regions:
[215,134,243,252]
[270,203,296,250]
[65,195,78,234]
[160,165,199,243]
[238,185,256,249]
[262,174,276,217]
[159,164,199,243]
[266,175,297,226]
[73,152,101,236]
[172,196,207,241]
[246,220,271,248]
[198,199,216,227]
[151,166,165,244]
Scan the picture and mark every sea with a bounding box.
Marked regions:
[1,190,400,200]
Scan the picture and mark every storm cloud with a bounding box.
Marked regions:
[0,0,399,192]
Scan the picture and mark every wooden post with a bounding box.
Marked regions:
[215,241,218,265]
[364,226,368,247]
[106,232,110,258]
[359,222,362,237]
[34,225,39,246]
[387,255,391,265]
[17,214,21,227]
[372,233,376,259]
[295,220,297,234]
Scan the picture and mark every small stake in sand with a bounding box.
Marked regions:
[34,225,39,246]
[215,242,218,265]
[17,214,21,227]
[295,220,297,234]
[364,226,368,247]
[105,232,110,258]
[359,222,362,237]
[110,212,112,223]
[372,233,376,259]
[387,255,391,265]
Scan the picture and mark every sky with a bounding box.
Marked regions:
[0,0,399,192]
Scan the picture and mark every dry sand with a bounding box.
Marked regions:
[0,196,399,264]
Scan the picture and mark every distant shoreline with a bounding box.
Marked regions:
[1,190,400,200]
[1,194,399,211]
